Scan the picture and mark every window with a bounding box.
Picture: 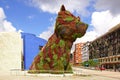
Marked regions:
[39,46,43,50]
[118,57,120,61]
[111,58,113,61]
[114,58,116,61]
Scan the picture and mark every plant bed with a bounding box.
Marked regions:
[28,70,73,74]
[28,70,51,74]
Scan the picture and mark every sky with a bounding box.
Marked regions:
[0,0,120,52]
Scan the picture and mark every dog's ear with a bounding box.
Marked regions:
[77,16,80,21]
[60,5,66,11]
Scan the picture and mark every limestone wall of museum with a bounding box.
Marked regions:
[0,32,22,71]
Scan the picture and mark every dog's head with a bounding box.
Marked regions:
[55,5,88,42]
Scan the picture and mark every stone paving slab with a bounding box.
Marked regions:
[0,68,120,80]
[73,67,120,79]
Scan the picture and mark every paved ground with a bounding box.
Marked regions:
[0,75,119,80]
[73,67,120,79]
[0,67,120,80]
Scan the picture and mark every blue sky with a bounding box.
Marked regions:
[0,0,57,35]
[0,0,93,36]
[0,0,120,47]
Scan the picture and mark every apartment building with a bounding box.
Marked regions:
[89,23,120,71]
[82,41,90,62]
[74,43,84,64]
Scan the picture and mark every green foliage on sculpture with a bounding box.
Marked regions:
[58,40,65,47]
[65,63,73,73]
[46,57,51,62]
[37,57,44,70]
[72,33,82,39]
[52,60,64,74]
[29,5,88,74]
[51,43,56,49]
[64,16,74,22]
[53,54,58,60]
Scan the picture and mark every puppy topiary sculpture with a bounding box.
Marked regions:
[29,5,88,73]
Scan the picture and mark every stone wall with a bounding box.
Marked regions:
[0,32,22,71]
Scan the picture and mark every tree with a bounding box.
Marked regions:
[82,59,99,67]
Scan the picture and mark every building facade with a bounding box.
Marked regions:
[82,41,90,62]
[74,43,84,64]
[0,32,22,71]
[89,23,120,71]
[21,33,47,70]
[0,32,47,71]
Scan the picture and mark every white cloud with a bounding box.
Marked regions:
[35,0,120,53]
[71,10,120,53]
[39,16,56,40]
[71,30,98,53]
[28,15,34,19]
[74,31,98,43]
[49,17,54,22]
[0,8,6,19]
[3,20,16,32]
[94,0,120,15]
[29,0,90,16]
[39,26,54,40]
[73,10,120,44]
[0,7,16,32]
[18,29,24,33]
[91,10,120,36]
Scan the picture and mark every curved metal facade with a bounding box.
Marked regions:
[21,33,47,70]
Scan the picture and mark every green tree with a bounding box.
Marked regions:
[82,59,99,67]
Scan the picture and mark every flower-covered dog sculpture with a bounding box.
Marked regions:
[29,5,88,73]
